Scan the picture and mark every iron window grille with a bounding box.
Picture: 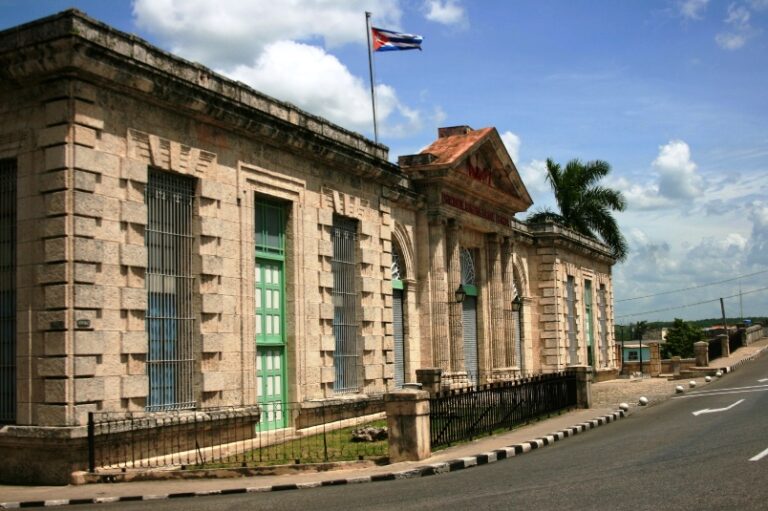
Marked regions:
[332,216,360,393]
[599,285,609,367]
[0,159,15,424]
[145,170,196,411]
[566,276,578,365]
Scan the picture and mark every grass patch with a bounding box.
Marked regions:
[195,419,388,469]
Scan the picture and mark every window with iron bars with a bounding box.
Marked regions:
[332,216,360,393]
[566,276,578,365]
[145,170,196,411]
[599,284,609,367]
[0,159,15,424]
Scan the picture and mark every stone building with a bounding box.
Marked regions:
[0,10,617,483]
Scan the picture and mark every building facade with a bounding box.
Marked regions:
[0,10,617,483]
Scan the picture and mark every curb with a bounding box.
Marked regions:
[717,343,768,374]
[0,410,626,509]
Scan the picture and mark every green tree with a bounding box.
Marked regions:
[662,318,703,358]
[634,320,648,341]
[527,158,628,261]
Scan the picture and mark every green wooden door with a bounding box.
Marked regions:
[255,199,287,429]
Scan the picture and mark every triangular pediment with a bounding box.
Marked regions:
[399,126,533,213]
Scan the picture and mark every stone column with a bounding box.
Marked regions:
[416,368,442,396]
[694,341,709,367]
[719,333,730,358]
[446,219,463,373]
[571,366,592,409]
[486,234,505,373]
[671,356,681,376]
[648,342,661,377]
[501,238,516,368]
[428,214,450,372]
[385,389,431,462]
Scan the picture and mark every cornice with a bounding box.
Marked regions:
[0,10,404,186]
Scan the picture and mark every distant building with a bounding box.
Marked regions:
[0,10,619,483]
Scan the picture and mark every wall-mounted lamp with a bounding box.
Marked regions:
[455,284,466,303]
[511,295,522,312]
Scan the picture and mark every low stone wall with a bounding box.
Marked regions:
[743,324,763,345]
[593,368,619,382]
[0,407,261,485]
[0,427,89,485]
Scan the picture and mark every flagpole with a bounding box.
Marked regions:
[365,11,379,144]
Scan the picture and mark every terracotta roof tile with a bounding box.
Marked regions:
[420,127,494,167]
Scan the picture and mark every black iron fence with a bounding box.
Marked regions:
[429,371,577,449]
[88,399,387,472]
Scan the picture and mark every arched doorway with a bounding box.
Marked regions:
[460,247,478,385]
[391,244,406,388]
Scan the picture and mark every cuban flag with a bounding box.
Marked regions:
[372,27,423,52]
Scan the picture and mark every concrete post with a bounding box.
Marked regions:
[385,389,431,462]
[694,341,709,367]
[570,366,592,409]
[671,356,681,376]
[416,368,442,396]
[719,334,730,358]
[648,342,661,377]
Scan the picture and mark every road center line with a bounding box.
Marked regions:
[750,447,768,462]
[674,385,768,399]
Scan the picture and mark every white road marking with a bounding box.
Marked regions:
[674,384,768,399]
[758,378,768,383]
[692,399,745,416]
[750,447,768,462]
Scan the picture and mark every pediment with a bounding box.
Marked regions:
[400,126,533,213]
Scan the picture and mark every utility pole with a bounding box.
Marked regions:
[720,297,729,337]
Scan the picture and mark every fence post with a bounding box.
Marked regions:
[695,341,709,367]
[416,368,442,396]
[571,366,592,409]
[385,389,431,462]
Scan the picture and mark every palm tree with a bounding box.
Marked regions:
[527,158,628,261]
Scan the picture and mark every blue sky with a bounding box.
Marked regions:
[3,1,768,323]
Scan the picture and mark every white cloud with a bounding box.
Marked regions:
[747,201,768,266]
[679,0,709,19]
[424,0,466,25]
[715,2,756,50]
[653,139,703,200]
[133,0,402,68]
[519,159,553,209]
[725,3,751,27]
[226,41,419,136]
[716,32,748,49]
[500,131,521,163]
[132,0,429,137]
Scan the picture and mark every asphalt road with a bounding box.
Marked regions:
[71,355,768,511]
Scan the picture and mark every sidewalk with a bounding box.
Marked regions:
[2,338,766,508]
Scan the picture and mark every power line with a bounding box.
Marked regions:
[615,285,768,320]
[616,269,768,303]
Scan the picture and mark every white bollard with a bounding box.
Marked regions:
[638,396,649,406]
[689,380,697,388]
[715,370,723,377]
[705,376,712,382]
[675,385,684,394]
[619,402,629,411]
